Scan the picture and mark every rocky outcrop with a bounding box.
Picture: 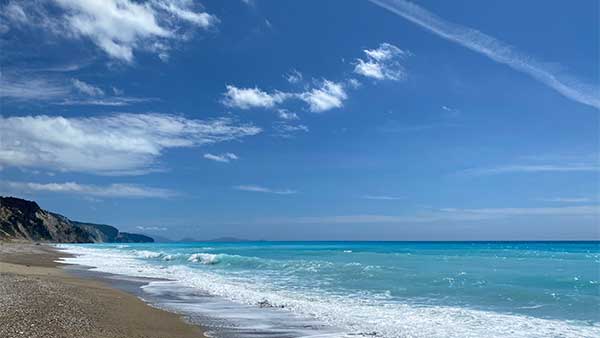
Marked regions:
[0,197,153,243]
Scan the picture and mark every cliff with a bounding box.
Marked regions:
[0,197,153,243]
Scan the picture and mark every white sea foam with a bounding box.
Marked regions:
[188,253,220,265]
[135,250,164,259]
[56,245,600,338]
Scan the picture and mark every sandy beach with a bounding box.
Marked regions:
[0,242,206,338]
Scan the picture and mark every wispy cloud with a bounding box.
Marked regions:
[362,195,403,200]
[0,113,260,175]
[136,225,168,231]
[369,0,600,109]
[0,73,71,100]
[1,0,218,62]
[71,78,104,96]
[462,164,600,176]
[276,109,299,120]
[354,43,409,81]
[439,206,600,217]
[234,185,297,195]
[284,69,303,84]
[204,153,239,163]
[1,72,153,105]
[1,181,176,198]
[537,197,593,203]
[272,122,309,138]
[261,205,600,224]
[58,96,156,106]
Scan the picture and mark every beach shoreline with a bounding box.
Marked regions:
[0,241,206,338]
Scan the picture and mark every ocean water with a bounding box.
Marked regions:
[57,242,600,338]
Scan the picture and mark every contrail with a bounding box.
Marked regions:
[369,0,600,110]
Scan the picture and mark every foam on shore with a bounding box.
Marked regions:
[56,244,600,338]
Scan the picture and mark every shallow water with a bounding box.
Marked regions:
[57,241,600,338]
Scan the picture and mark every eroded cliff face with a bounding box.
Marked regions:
[0,197,153,243]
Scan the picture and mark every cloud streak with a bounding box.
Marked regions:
[234,185,297,195]
[71,78,104,96]
[462,164,600,176]
[538,197,593,203]
[0,73,71,100]
[0,113,261,175]
[369,0,600,109]
[1,181,176,198]
[261,205,600,225]
[0,72,154,105]
[204,153,239,163]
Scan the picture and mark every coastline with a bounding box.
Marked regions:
[0,241,206,338]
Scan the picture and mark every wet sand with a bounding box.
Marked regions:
[0,241,206,338]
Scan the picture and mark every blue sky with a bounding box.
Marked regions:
[0,0,598,240]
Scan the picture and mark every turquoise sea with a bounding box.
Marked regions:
[57,242,600,338]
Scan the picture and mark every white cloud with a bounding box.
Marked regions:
[223,80,347,113]
[72,78,105,96]
[354,43,408,81]
[2,0,218,63]
[299,80,348,112]
[362,195,403,200]
[369,0,600,109]
[204,152,239,163]
[153,0,217,28]
[1,180,175,198]
[234,185,297,195]
[136,225,168,231]
[284,69,303,84]
[277,109,299,120]
[222,85,289,109]
[57,0,170,62]
[0,113,261,175]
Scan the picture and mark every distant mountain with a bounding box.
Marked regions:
[207,237,251,242]
[0,196,153,243]
[149,235,175,243]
